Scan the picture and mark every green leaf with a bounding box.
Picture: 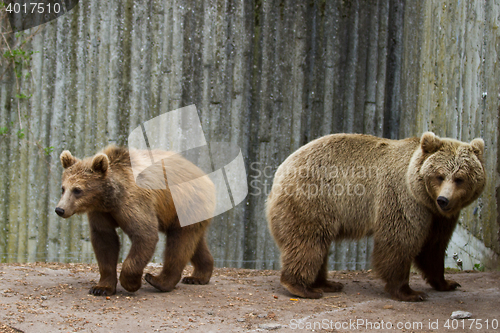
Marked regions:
[0,127,8,135]
[44,146,55,156]
[15,93,32,99]
[16,129,25,139]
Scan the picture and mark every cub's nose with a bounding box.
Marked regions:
[436,196,449,210]
[55,207,65,217]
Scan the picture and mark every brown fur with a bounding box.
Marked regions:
[56,146,215,296]
[267,132,486,301]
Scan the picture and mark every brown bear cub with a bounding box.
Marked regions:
[55,146,215,296]
[267,132,486,301]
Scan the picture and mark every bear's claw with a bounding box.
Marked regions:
[182,276,208,285]
[89,285,116,296]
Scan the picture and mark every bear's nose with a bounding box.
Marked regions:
[437,196,449,209]
[55,207,65,217]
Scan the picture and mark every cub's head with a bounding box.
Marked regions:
[55,150,110,218]
[407,132,486,216]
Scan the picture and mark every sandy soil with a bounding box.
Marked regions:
[0,263,498,332]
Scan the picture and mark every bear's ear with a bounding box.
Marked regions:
[470,138,485,161]
[60,150,77,169]
[91,153,109,173]
[420,132,442,154]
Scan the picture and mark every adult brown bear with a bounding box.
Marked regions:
[55,146,215,295]
[267,132,486,301]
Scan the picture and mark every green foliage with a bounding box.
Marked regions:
[0,23,52,156]
[15,93,32,99]
[473,263,485,272]
[43,146,54,156]
[3,49,39,78]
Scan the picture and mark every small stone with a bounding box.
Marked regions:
[383,305,393,309]
[451,311,472,319]
[259,323,282,330]
[258,314,267,318]
[41,296,47,300]
[237,318,245,322]
[207,311,213,315]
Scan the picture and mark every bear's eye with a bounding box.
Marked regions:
[72,188,83,195]
[455,177,464,185]
[61,186,65,194]
[436,175,445,182]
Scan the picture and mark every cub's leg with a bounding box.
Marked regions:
[145,222,203,292]
[119,218,159,293]
[372,236,426,302]
[88,212,120,296]
[311,251,343,293]
[414,216,461,291]
[182,235,214,285]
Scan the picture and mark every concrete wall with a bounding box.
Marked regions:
[0,0,498,270]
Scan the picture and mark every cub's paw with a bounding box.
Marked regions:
[145,273,175,292]
[89,285,116,296]
[119,273,142,292]
[182,276,209,285]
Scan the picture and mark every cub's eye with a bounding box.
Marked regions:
[436,176,445,182]
[72,188,83,195]
[455,177,464,185]
[61,187,65,194]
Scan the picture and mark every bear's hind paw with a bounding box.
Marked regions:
[391,289,427,302]
[145,273,175,292]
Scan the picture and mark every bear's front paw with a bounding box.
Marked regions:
[431,279,461,291]
[89,285,116,296]
[119,272,142,292]
[311,280,344,293]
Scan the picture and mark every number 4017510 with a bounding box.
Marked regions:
[6,2,61,14]
[444,319,498,330]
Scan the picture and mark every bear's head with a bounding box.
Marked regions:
[407,132,486,217]
[55,150,111,218]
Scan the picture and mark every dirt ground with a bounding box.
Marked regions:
[0,263,498,333]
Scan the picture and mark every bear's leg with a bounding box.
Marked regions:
[119,224,159,293]
[88,213,120,296]
[373,238,426,302]
[182,236,214,285]
[311,252,343,292]
[145,225,201,292]
[414,216,460,291]
[279,238,330,299]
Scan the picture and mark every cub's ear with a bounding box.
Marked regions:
[60,150,77,169]
[420,132,442,154]
[470,138,485,161]
[91,153,109,173]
